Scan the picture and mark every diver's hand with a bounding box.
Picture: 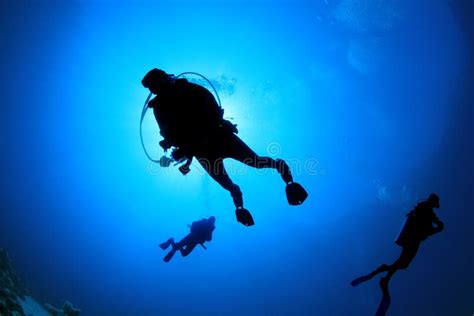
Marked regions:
[159,139,171,150]
[221,120,238,134]
[229,123,238,134]
[433,221,444,234]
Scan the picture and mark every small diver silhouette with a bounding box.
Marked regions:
[351,193,444,316]
[159,216,216,263]
[142,69,308,226]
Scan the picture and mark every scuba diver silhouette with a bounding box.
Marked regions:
[142,68,308,226]
[350,193,444,316]
[159,216,216,263]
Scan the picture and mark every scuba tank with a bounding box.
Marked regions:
[140,71,222,166]
[395,213,417,246]
[395,201,434,246]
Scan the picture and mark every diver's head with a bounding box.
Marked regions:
[208,216,216,224]
[142,68,173,94]
[427,193,440,208]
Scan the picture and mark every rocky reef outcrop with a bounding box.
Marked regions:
[44,301,81,316]
[0,249,81,316]
[0,249,28,316]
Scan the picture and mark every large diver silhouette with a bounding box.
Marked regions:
[142,68,308,226]
[351,193,444,316]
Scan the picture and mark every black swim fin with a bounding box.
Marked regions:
[286,182,308,205]
[159,238,173,250]
[163,249,177,263]
[350,274,374,287]
[351,264,389,287]
[375,280,391,316]
[235,208,255,226]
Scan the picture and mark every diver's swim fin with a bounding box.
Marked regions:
[351,264,389,287]
[163,249,177,263]
[286,182,308,205]
[350,274,374,287]
[375,281,391,316]
[235,208,254,226]
[159,238,173,250]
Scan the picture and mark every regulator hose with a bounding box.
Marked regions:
[139,92,158,163]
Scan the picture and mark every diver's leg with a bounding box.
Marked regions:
[162,237,187,262]
[380,243,420,290]
[197,157,243,208]
[197,157,254,226]
[179,242,198,257]
[226,134,307,205]
[174,235,191,250]
[350,264,390,287]
[226,135,294,183]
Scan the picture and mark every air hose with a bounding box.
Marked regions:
[139,72,222,164]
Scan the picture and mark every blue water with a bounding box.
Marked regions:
[1,0,472,315]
